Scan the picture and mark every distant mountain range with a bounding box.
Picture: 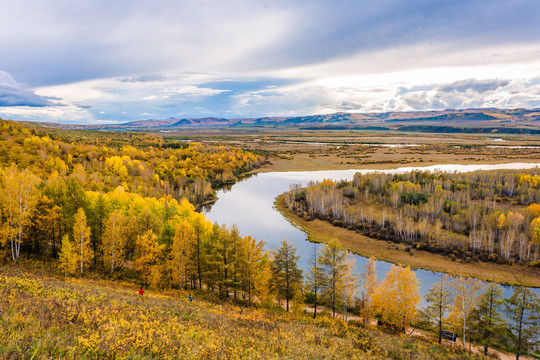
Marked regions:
[32,108,540,134]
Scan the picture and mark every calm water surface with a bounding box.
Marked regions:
[204,163,540,302]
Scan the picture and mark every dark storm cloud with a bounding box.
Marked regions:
[0,70,58,107]
[1,0,539,87]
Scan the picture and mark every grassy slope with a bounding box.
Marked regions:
[0,262,482,360]
[276,197,540,288]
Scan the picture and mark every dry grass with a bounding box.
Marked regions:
[0,262,483,359]
[255,145,540,173]
[159,129,540,173]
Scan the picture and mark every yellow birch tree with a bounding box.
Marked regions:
[361,256,378,324]
[73,207,92,275]
[449,273,484,349]
[0,166,40,261]
[102,210,127,274]
[58,234,77,277]
[372,264,420,331]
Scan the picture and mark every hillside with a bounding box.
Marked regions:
[0,263,482,360]
[23,108,540,133]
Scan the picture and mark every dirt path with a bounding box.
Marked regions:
[411,328,533,360]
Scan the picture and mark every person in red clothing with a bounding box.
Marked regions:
[138,286,144,296]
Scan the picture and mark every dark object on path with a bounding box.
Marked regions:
[188,294,193,302]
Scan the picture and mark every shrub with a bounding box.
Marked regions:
[352,329,382,354]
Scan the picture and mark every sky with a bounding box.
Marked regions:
[1,0,540,124]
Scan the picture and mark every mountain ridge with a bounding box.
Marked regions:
[21,108,540,133]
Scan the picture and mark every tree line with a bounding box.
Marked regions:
[284,169,540,264]
[0,120,264,206]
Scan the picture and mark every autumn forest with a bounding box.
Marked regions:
[0,119,539,359]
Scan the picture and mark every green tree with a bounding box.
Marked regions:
[62,178,89,236]
[306,246,326,318]
[505,287,540,360]
[87,194,109,267]
[318,238,348,317]
[471,282,505,357]
[272,239,303,312]
[425,275,452,344]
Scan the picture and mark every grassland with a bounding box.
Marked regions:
[160,129,540,172]
[0,261,488,360]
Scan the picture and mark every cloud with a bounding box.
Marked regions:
[438,79,510,93]
[2,0,540,123]
[396,78,540,110]
[0,70,58,107]
[2,1,540,87]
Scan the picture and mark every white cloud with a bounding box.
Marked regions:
[0,104,93,123]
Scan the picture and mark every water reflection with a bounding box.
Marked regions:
[204,163,540,302]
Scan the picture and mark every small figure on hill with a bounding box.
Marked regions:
[139,286,144,296]
[188,294,193,303]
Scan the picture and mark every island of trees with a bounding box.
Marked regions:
[284,169,540,266]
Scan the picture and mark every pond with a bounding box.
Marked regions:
[204,163,540,302]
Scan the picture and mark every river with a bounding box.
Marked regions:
[204,163,540,302]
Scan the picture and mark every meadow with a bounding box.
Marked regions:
[159,128,540,172]
[0,262,485,360]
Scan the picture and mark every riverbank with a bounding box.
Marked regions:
[275,196,540,288]
[254,156,540,173]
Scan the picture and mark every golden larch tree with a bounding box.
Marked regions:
[318,238,348,317]
[170,220,195,289]
[190,212,212,289]
[135,230,164,286]
[242,235,266,302]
